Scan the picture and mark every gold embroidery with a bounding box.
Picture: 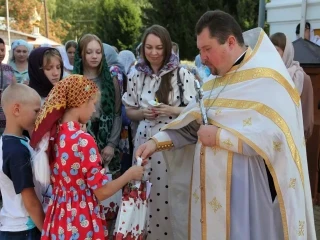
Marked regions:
[202,68,300,106]
[212,146,220,155]
[273,141,282,152]
[216,128,222,147]
[151,138,174,152]
[188,156,194,240]
[243,117,252,127]
[192,190,199,204]
[223,139,234,149]
[200,145,207,240]
[226,153,233,240]
[209,197,222,213]
[289,178,296,189]
[202,98,304,185]
[238,139,243,154]
[298,221,305,236]
[215,109,222,116]
[178,112,290,240]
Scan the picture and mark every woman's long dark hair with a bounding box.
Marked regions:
[141,25,174,104]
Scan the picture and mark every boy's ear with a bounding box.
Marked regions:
[12,103,21,116]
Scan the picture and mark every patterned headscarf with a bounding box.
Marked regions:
[30,75,99,161]
[73,36,115,151]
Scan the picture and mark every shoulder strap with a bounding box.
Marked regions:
[176,67,186,107]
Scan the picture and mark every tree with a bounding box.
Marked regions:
[48,0,99,42]
[236,0,259,31]
[95,0,142,51]
[0,0,68,43]
[143,0,223,60]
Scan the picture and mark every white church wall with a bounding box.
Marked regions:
[266,0,320,41]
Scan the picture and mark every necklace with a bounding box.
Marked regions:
[205,49,247,114]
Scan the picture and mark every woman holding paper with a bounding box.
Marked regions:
[122,25,196,239]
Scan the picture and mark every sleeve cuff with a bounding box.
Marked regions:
[216,128,243,154]
[151,131,174,152]
[107,142,116,148]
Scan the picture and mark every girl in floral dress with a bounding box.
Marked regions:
[30,75,144,239]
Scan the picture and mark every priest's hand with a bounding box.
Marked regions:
[135,139,157,160]
[197,125,219,147]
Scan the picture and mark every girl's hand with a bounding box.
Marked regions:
[101,146,115,164]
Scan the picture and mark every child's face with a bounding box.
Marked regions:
[43,56,62,86]
[84,40,102,69]
[78,96,97,124]
[15,97,41,132]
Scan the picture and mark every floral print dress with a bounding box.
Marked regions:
[41,121,110,239]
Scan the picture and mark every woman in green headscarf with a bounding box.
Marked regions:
[73,34,121,177]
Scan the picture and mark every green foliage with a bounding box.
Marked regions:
[143,0,223,60]
[1,0,265,55]
[95,0,142,51]
[236,0,259,31]
[49,0,99,42]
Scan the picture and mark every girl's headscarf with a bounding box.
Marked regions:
[118,50,136,75]
[28,47,64,98]
[282,35,305,94]
[103,43,125,73]
[56,45,73,71]
[30,75,99,187]
[73,37,115,151]
[30,75,99,154]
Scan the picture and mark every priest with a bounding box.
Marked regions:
[136,10,316,240]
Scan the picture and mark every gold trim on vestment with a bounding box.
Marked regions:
[238,139,243,154]
[226,152,233,240]
[164,111,289,240]
[216,128,222,146]
[200,145,207,240]
[203,98,304,185]
[194,112,289,240]
[228,30,264,73]
[203,30,262,85]
[188,158,194,240]
[151,138,174,152]
[202,67,300,106]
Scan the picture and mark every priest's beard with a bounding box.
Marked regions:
[209,65,219,76]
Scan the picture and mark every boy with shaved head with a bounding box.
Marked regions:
[0,83,44,239]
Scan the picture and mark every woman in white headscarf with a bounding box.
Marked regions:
[271,32,314,139]
[56,45,73,77]
[9,39,33,84]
